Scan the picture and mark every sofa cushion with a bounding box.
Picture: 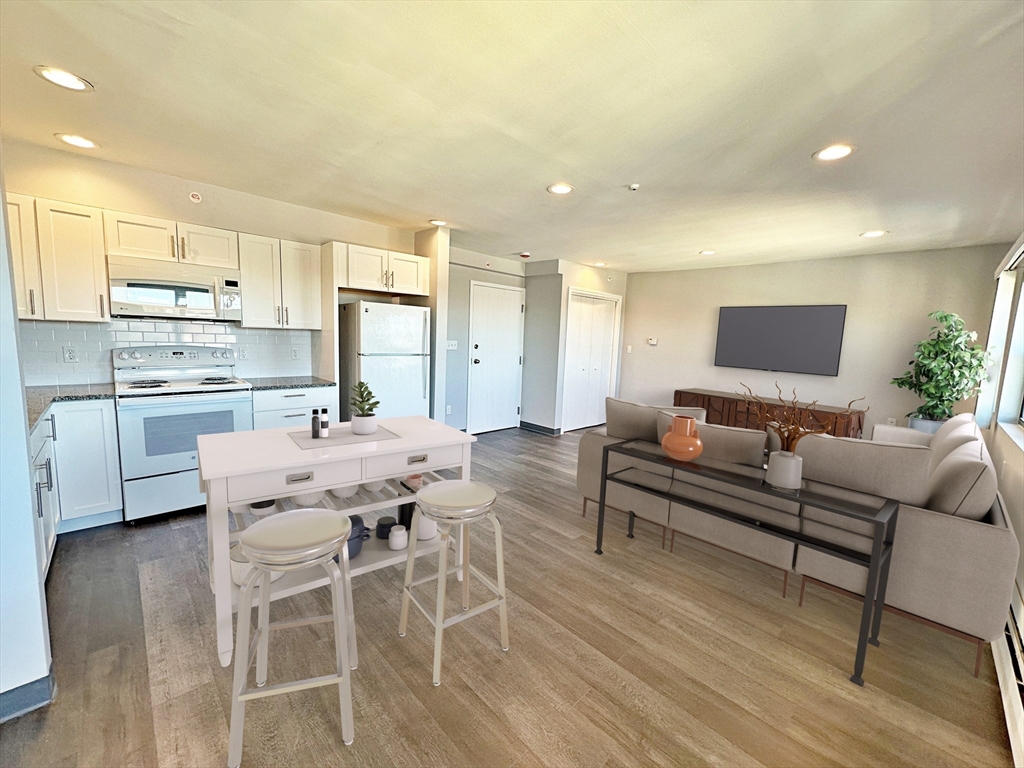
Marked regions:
[928,422,980,470]
[795,434,932,507]
[605,397,705,442]
[687,422,767,468]
[927,441,998,520]
[930,412,976,444]
[655,408,708,441]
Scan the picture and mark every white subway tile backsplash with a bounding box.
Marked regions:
[18,318,314,385]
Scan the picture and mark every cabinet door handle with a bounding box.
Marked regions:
[44,457,53,491]
[172,234,178,259]
[276,306,281,324]
[49,414,57,441]
[35,482,43,518]
[99,294,106,318]
[390,270,395,288]
[382,270,387,288]
[180,236,188,260]
[286,472,313,485]
[29,288,36,316]
[285,306,289,326]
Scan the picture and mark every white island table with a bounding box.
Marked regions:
[198,415,476,666]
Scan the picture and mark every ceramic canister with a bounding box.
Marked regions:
[389,524,408,550]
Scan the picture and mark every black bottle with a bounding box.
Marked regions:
[311,409,320,438]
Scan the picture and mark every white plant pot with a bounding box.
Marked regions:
[908,416,946,434]
[765,450,803,490]
[351,415,377,435]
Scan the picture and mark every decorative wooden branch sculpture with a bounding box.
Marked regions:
[737,382,868,452]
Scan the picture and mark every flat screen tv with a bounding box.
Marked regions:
[714,305,847,377]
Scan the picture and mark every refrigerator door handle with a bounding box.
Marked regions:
[422,311,428,355]
[422,355,428,399]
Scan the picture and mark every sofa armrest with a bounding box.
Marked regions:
[576,429,624,499]
[870,424,932,446]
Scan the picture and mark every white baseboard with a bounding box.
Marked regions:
[993,634,1022,767]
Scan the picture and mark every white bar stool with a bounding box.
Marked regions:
[398,480,509,686]
[228,508,357,768]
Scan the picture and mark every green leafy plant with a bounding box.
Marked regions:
[891,311,990,421]
[349,381,380,417]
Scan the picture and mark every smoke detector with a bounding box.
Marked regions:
[519,252,531,259]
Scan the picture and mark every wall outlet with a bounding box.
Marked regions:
[626,345,632,354]
[62,346,79,363]
[238,347,249,360]
[446,405,452,415]
[646,338,658,346]
[291,347,299,360]
[447,340,458,350]
[886,417,897,426]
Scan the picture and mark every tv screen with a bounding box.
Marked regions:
[714,305,847,377]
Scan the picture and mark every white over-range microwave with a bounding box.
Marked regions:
[108,255,242,321]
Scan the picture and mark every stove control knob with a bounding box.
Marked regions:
[221,349,231,359]
[131,351,143,360]
[118,351,129,360]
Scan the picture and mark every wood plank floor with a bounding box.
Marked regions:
[0,428,1012,767]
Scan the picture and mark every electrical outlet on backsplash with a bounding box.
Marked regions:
[16,319,315,386]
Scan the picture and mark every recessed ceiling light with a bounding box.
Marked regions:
[699,250,716,256]
[547,182,574,195]
[429,219,447,227]
[860,230,887,238]
[519,252,531,259]
[814,144,854,161]
[594,262,607,267]
[56,133,98,149]
[34,66,93,91]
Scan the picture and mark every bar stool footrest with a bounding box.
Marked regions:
[442,597,505,628]
[238,672,346,702]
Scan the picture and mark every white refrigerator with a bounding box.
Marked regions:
[339,301,431,420]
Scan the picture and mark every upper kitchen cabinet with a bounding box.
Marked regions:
[346,245,429,296]
[103,210,178,261]
[35,198,110,323]
[179,222,239,269]
[239,235,321,330]
[6,192,42,319]
[280,240,321,329]
[239,233,281,328]
[347,245,390,291]
[389,251,429,296]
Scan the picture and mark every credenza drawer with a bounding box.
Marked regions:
[227,458,360,503]
[364,444,464,480]
[252,387,333,413]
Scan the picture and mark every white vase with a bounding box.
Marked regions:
[765,450,803,490]
[351,415,377,435]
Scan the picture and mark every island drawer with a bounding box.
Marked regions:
[227,458,360,502]
[252,388,333,413]
[364,444,464,480]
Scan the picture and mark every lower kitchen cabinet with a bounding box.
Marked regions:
[50,400,122,521]
[30,421,59,579]
[252,387,334,430]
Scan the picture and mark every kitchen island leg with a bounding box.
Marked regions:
[207,479,235,667]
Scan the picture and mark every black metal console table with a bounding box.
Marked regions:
[596,440,899,686]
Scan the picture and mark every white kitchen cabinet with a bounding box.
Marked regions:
[103,210,178,261]
[6,192,42,319]
[388,251,429,295]
[35,199,110,323]
[239,233,282,328]
[252,387,334,431]
[239,237,321,330]
[30,419,59,579]
[179,222,239,269]
[51,400,122,520]
[347,245,389,291]
[280,240,321,329]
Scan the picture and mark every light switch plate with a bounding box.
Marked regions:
[446,405,452,415]
[62,346,79,363]
[447,340,458,350]
[646,338,658,346]
[626,345,632,354]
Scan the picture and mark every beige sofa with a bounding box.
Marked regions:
[577,401,1020,673]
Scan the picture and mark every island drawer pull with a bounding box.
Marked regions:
[283,393,306,398]
[283,413,304,418]
[286,472,314,485]
[407,454,428,465]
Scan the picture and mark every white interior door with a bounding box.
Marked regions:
[467,283,525,434]
[587,297,617,426]
[562,292,618,433]
[239,233,281,328]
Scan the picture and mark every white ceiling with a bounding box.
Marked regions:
[1,1,1022,272]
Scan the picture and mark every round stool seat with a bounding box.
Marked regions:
[416,480,497,522]
[240,508,351,569]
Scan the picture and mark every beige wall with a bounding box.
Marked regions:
[620,245,1005,433]
[3,140,414,251]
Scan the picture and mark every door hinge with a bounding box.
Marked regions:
[519,356,522,365]
[521,304,524,313]
[517,407,520,414]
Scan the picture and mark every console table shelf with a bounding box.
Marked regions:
[673,388,866,438]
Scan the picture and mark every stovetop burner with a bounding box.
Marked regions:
[200,377,237,385]
[128,379,169,389]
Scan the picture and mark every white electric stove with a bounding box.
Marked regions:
[113,345,253,520]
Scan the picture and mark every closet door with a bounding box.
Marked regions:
[561,294,594,433]
[587,297,617,426]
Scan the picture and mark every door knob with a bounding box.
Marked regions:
[473,344,479,349]
[473,359,480,364]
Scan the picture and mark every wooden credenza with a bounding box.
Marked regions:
[673,388,866,438]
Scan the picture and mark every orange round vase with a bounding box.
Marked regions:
[661,415,704,461]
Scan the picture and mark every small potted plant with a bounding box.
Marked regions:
[891,310,990,433]
[350,381,380,435]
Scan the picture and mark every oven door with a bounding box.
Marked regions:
[116,391,253,480]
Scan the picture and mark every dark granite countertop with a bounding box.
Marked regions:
[25,383,116,431]
[247,376,336,391]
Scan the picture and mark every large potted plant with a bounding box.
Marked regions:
[350,381,380,435]
[891,310,990,433]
